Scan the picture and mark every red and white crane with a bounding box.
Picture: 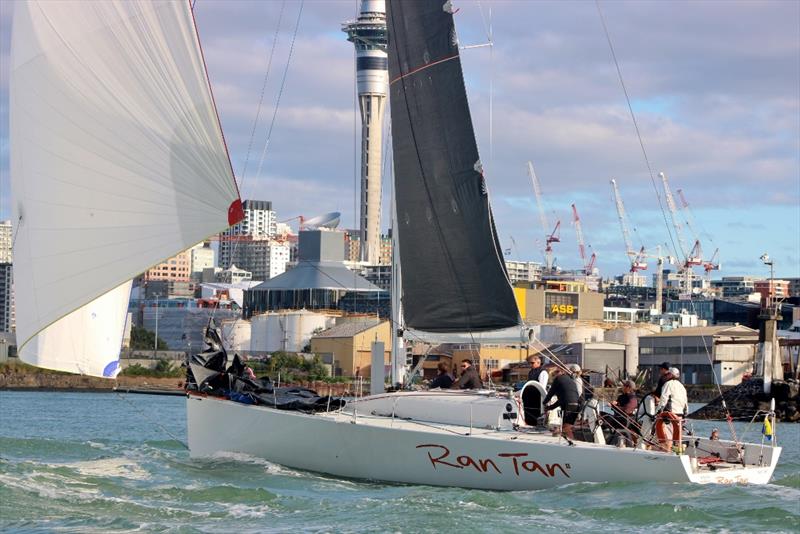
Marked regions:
[571,203,596,274]
[528,161,560,271]
[610,179,647,272]
[660,172,703,266]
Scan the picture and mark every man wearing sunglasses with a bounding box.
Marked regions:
[452,360,482,390]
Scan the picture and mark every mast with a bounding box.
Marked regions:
[390,186,405,386]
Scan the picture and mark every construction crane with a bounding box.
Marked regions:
[571,203,596,274]
[528,161,560,271]
[703,247,721,281]
[660,172,703,266]
[676,189,702,243]
[610,179,647,272]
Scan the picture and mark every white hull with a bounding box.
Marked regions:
[187,393,780,490]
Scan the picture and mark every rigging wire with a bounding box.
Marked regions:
[237,0,287,185]
[594,0,679,261]
[252,0,305,182]
[209,1,303,331]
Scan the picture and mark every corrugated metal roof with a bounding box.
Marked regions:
[313,319,386,339]
[641,325,758,338]
[249,261,382,292]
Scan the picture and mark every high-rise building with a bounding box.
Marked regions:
[144,249,192,283]
[343,1,387,265]
[190,242,215,279]
[711,276,758,298]
[754,279,790,301]
[505,260,543,284]
[0,220,12,263]
[0,263,14,332]
[267,241,291,279]
[218,200,279,279]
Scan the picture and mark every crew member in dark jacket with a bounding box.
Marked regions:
[429,362,454,389]
[542,368,581,440]
[654,362,671,397]
[453,360,482,389]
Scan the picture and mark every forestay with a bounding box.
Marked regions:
[386,0,520,333]
[10,0,243,376]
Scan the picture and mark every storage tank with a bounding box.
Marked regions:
[537,324,567,344]
[563,326,604,344]
[221,319,251,353]
[250,310,335,353]
[605,324,660,376]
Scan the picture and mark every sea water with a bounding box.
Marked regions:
[0,391,798,533]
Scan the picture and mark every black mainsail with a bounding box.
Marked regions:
[387,0,520,333]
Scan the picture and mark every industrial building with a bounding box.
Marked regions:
[639,325,758,385]
[310,318,391,377]
[514,280,604,322]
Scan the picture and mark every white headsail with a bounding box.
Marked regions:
[10,0,243,376]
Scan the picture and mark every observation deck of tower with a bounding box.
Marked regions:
[342,0,388,265]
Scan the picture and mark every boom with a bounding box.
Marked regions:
[571,203,595,274]
[528,162,560,271]
[610,179,647,272]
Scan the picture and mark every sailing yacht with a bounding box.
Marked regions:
[10,0,780,489]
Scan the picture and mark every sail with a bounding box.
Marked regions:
[19,281,132,378]
[10,0,243,375]
[386,0,520,332]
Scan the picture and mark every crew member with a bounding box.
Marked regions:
[453,360,482,390]
[654,362,671,397]
[527,355,549,388]
[429,362,454,389]
[655,367,688,452]
[543,367,581,440]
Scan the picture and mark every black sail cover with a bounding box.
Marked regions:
[387,0,521,332]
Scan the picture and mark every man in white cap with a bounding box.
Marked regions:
[655,367,688,452]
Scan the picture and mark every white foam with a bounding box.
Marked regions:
[65,457,151,481]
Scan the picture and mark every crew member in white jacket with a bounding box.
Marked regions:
[655,367,688,452]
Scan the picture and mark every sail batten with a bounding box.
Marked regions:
[10,0,242,376]
[386,0,520,333]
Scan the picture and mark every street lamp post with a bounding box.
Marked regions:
[760,253,774,309]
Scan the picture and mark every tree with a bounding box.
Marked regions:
[266,352,328,381]
[130,326,168,350]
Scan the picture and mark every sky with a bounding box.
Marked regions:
[0,0,798,280]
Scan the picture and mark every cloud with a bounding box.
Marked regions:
[0,0,797,279]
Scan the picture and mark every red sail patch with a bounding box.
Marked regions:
[228,199,244,226]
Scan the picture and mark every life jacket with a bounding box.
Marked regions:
[529,366,546,383]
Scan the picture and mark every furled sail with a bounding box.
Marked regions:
[10,0,243,376]
[386,0,520,332]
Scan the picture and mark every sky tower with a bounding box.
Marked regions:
[343,0,387,265]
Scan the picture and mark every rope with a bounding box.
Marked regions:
[114,390,189,449]
[210,0,303,330]
[530,337,663,449]
[238,0,287,184]
[594,0,680,261]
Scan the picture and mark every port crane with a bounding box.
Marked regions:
[571,203,596,274]
[528,161,560,271]
[610,179,647,272]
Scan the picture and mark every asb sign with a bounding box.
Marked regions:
[544,293,579,319]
